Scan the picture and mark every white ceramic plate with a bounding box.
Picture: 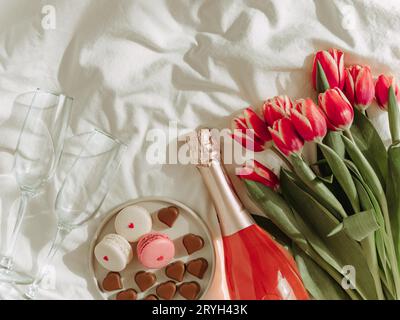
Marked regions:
[89,197,216,300]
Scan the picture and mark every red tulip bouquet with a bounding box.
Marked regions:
[232,48,400,300]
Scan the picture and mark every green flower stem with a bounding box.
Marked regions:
[379,269,396,299]
[317,141,360,213]
[344,128,356,144]
[244,180,307,249]
[304,247,362,300]
[320,135,383,298]
[360,235,385,300]
[386,143,400,267]
[271,145,294,171]
[388,86,400,143]
[290,152,348,219]
[381,189,400,299]
[244,180,361,300]
[342,134,400,298]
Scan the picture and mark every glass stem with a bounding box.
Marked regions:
[24,225,70,299]
[0,192,31,269]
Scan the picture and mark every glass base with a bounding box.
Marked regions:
[24,284,38,300]
[0,266,33,285]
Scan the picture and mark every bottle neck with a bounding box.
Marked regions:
[198,159,254,236]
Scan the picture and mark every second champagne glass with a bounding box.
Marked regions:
[24,129,126,299]
[0,89,73,284]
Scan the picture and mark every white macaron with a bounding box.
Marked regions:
[114,205,152,242]
[94,234,133,272]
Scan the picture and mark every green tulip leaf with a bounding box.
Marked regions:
[351,166,394,298]
[343,159,362,177]
[342,134,400,298]
[253,211,352,300]
[350,109,388,186]
[342,135,385,209]
[280,169,378,300]
[316,61,330,94]
[388,86,400,142]
[318,142,360,213]
[292,244,350,300]
[291,153,347,219]
[244,180,309,252]
[252,210,350,300]
[251,213,292,248]
[326,223,344,237]
[386,142,400,261]
[318,174,334,184]
[332,210,380,242]
[249,174,353,289]
[323,131,346,158]
[312,159,328,166]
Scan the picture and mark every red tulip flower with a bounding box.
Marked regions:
[375,74,400,111]
[291,98,327,142]
[268,118,304,156]
[318,88,354,131]
[262,96,293,126]
[232,107,271,152]
[237,159,280,190]
[312,48,345,92]
[343,65,374,111]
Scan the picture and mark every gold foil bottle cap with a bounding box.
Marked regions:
[187,129,220,167]
[190,128,254,236]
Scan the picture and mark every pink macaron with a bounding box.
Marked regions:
[137,232,175,269]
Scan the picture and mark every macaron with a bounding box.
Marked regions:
[94,234,133,272]
[114,205,152,242]
[137,233,175,269]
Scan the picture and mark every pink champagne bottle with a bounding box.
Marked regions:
[191,129,308,300]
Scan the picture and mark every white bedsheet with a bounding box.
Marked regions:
[0,0,397,299]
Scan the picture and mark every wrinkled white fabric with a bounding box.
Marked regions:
[0,0,397,299]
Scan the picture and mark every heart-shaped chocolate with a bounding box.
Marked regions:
[156,281,177,300]
[183,234,204,254]
[165,261,185,282]
[178,281,201,300]
[158,206,179,227]
[116,289,137,300]
[102,272,122,292]
[186,258,208,279]
[135,271,156,292]
[144,294,159,300]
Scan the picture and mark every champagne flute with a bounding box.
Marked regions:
[24,129,126,299]
[0,89,73,284]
